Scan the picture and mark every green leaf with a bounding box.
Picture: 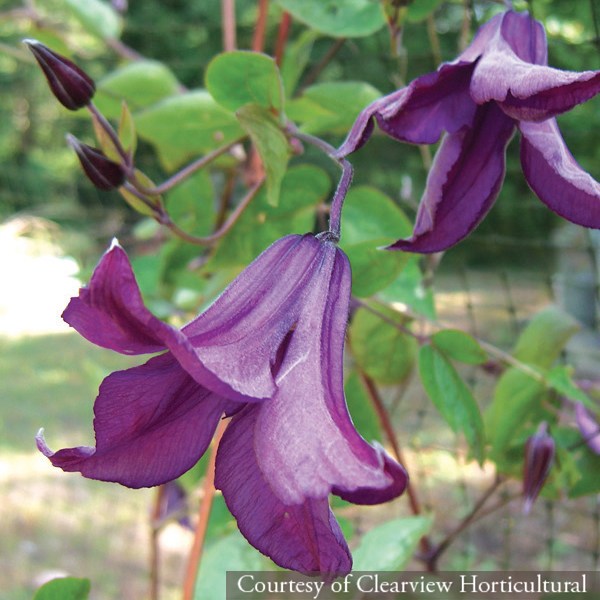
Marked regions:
[134,90,245,171]
[287,81,381,135]
[280,29,319,98]
[34,577,91,600]
[419,344,486,464]
[353,515,433,571]
[206,51,283,113]
[569,447,600,497]
[350,304,417,385]
[276,0,386,37]
[193,530,269,600]
[95,60,181,118]
[547,365,594,407]
[344,370,383,443]
[236,104,290,207]
[63,0,122,40]
[486,369,545,457]
[407,0,446,22]
[432,329,488,365]
[378,255,436,319]
[512,306,580,369]
[339,186,412,297]
[207,165,330,269]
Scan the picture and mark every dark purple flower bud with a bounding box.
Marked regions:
[575,403,600,455]
[23,39,95,111]
[523,422,555,515]
[67,134,126,191]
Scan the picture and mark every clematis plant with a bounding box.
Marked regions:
[37,233,408,573]
[336,9,600,253]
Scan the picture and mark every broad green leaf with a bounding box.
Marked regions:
[276,0,386,37]
[193,530,269,600]
[547,365,594,408]
[207,165,330,269]
[64,0,122,40]
[236,104,290,207]
[95,60,181,118]
[340,186,412,244]
[569,448,600,497]
[378,256,437,319]
[486,369,545,457]
[350,304,417,385]
[407,0,446,22]
[512,306,580,369]
[340,186,412,297]
[353,515,434,571]
[287,81,381,135]
[206,51,283,113]
[344,370,383,443]
[344,241,410,297]
[419,344,486,464]
[432,329,488,365]
[34,577,91,600]
[280,29,319,97]
[134,90,245,170]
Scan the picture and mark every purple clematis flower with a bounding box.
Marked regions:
[336,10,600,253]
[37,234,408,573]
[575,402,600,454]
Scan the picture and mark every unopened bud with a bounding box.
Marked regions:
[24,39,95,110]
[67,134,126,190]
[575,402,600,455]
[523,422,555,515]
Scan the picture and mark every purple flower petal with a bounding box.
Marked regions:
[375,62,478,145]
[215,405,352,574]
[252,242,407,504]
[471,12,600,122]
[62,242,178,355]
[389,103,516,253]
[519,118,600,229]
[37,352,239,488]
[575,403,600,454]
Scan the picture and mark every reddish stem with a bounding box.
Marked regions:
[274,11,292,66]
[222,0,237,52]
[358,371,433,559]
[182,418,229,600]
[252,0,270,53]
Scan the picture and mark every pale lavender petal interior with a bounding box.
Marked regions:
[519,119,600,229]
[215,405,352,574]
[575,403,600,455]
[253,243,407,504]
[38,352,238,488]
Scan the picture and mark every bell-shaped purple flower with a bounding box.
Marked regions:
[336,10,600,253]
[37,234,408,573]
[24,39,95,111]
[522,422,555,515]
[575,402,600,454]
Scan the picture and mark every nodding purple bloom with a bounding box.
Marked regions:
[575,402,600,455]
[37,234,408,573]
[24,39,96,111]
[336,10,600,253]
[522,422,555,515]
